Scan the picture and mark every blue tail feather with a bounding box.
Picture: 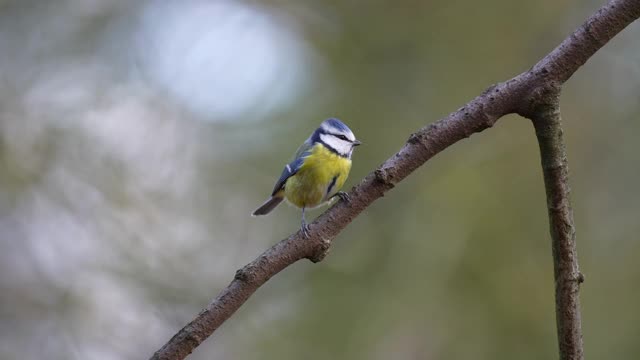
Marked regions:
[252,196,284,216]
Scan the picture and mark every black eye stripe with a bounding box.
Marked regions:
[326,132,349,141]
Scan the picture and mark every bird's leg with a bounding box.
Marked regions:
[301,207,310,238]
[331,191,351,203]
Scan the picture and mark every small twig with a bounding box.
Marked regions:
[150,1,640,359]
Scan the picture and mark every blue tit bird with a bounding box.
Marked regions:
[253,118,361,237]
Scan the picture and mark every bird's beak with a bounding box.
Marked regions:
[353,139,362,146]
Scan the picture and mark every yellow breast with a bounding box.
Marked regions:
[284,143,352,209]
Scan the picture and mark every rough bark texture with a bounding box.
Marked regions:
[151,1,640,359]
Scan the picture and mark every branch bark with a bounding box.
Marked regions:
[151,1,640,359]
[525,84,585,360]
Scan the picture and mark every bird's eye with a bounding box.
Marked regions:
[337,135,349,141]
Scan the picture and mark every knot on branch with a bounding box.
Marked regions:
[235,265,257,284]
[308,237,332,263]
[556,271,585,290]
[408,131,432,151]
[374,168,396,188]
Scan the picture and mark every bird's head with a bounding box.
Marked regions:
[312,118,361,158]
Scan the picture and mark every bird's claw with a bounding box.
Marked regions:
[333,191,351,203]
[301,223,311,238]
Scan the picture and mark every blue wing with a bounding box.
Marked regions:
[271,141,313,196]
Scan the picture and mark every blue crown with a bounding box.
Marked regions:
[322,118,350,132]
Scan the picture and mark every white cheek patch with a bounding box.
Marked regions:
[320,134,352,156]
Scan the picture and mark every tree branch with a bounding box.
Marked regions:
[525,84,585,360]
[150,1,640,359]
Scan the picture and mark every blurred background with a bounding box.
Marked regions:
[0,0,639,359]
